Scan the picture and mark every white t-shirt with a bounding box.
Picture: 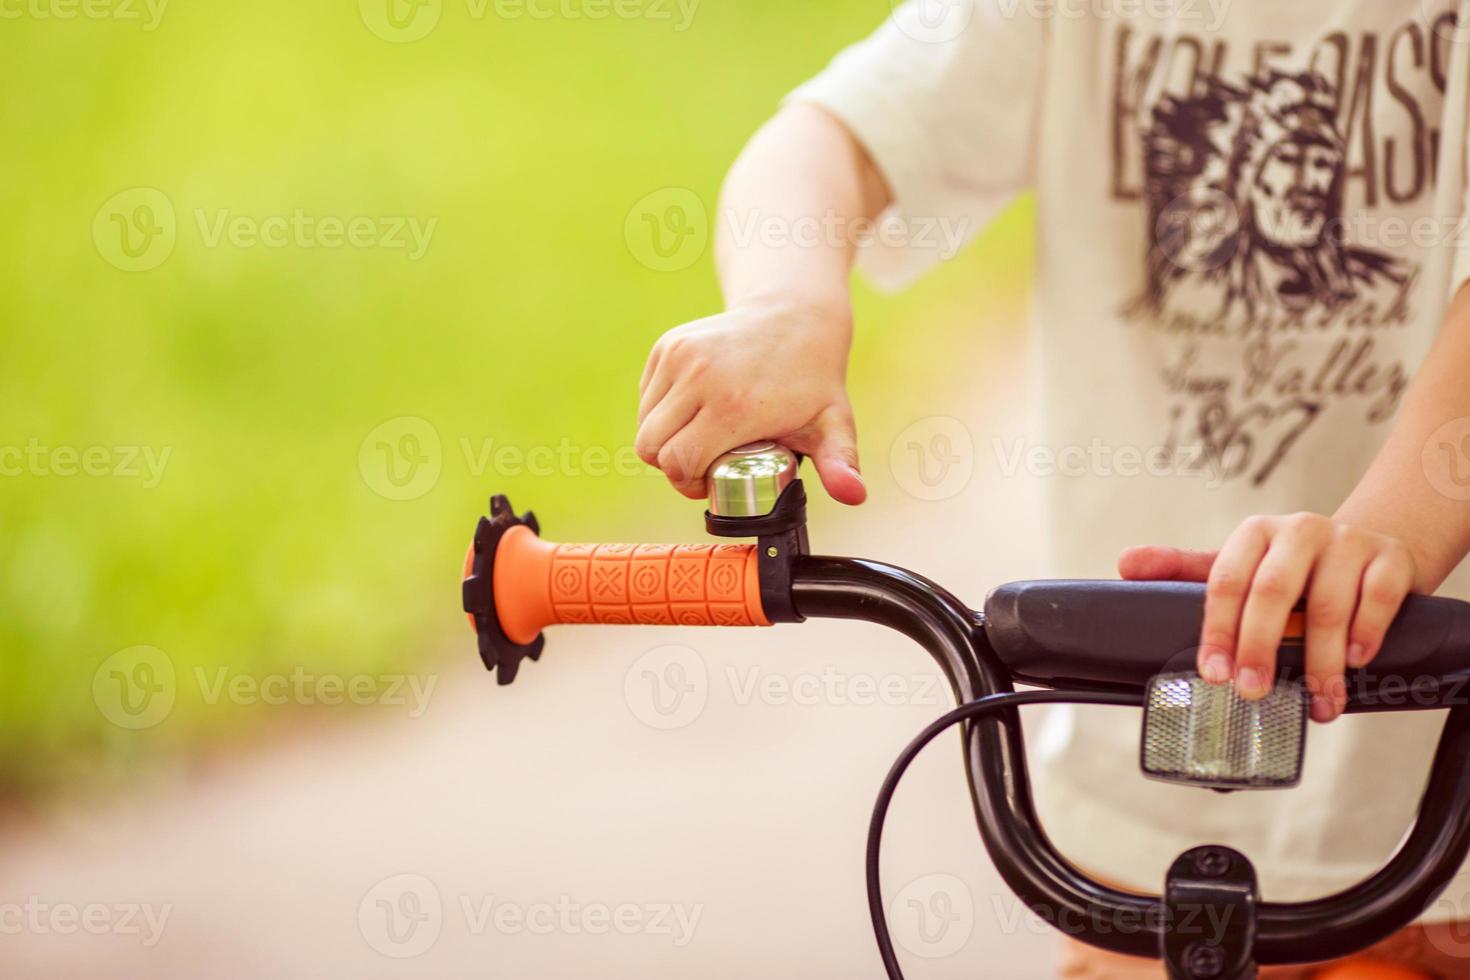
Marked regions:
[791,0,1470,921]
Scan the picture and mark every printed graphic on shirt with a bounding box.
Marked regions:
[1130,71,1416,329]
[1108,14,1454,486]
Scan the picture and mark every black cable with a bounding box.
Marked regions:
[868,689,1144,980]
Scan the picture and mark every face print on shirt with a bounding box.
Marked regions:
[1106,13,1454,488]
[1134,69,1416,328]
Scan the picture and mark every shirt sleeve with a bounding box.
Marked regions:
[784,0,1045,291]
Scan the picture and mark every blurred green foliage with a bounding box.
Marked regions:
[0,0,1032,802]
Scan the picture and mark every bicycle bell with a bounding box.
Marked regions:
[707,441,800,518]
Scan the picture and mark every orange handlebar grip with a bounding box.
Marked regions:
[492,526,771,644]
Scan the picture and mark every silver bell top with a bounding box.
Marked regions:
[707,442,799,518]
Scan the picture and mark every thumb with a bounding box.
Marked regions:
[803,407,867,506]
[1118,545,1216,582]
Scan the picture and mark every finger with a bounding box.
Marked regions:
[638,364,674,427]
[1348,549,1414,671]
[664,470,706,500]
[1302,538,1372,722]
[805,405,865,506]
[638,340,678,426]
[1198,518,1273,684]
[1234,516,1332,700]
[657,407,731,499]
[1118,546,1216,582]
[634,387,699,468]
[638,341,664,396]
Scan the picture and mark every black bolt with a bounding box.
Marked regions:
[1192,847,1232,878]
[1184,942,1224,978]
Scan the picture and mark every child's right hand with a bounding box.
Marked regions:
[635,299,867,505]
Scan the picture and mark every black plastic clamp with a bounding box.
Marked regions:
[1161,846,1258,980]
[705,479,809,624]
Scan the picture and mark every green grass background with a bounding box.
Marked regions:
[0,0,1033,803]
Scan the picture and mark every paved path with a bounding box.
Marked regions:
[0,347,1064,979]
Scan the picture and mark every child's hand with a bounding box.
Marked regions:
[1119,514,1419,723]
[635,300,867,504]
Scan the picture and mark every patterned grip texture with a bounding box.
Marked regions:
[547,543,762,627]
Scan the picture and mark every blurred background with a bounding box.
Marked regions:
[0,0,1043,975]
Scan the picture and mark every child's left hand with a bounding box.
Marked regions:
[1119,513,1419,723]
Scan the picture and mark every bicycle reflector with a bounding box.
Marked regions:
[1141,672,1309,790]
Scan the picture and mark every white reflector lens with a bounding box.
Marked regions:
[1142,672,1308,790]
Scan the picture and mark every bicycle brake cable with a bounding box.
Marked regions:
[868,690,1143,980]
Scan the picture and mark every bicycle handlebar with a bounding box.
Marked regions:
[461,482,1470,967]
[789,553,1470,965]
[460,496,777,682]
[486,527,769,640]
[986,579,1470,710]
